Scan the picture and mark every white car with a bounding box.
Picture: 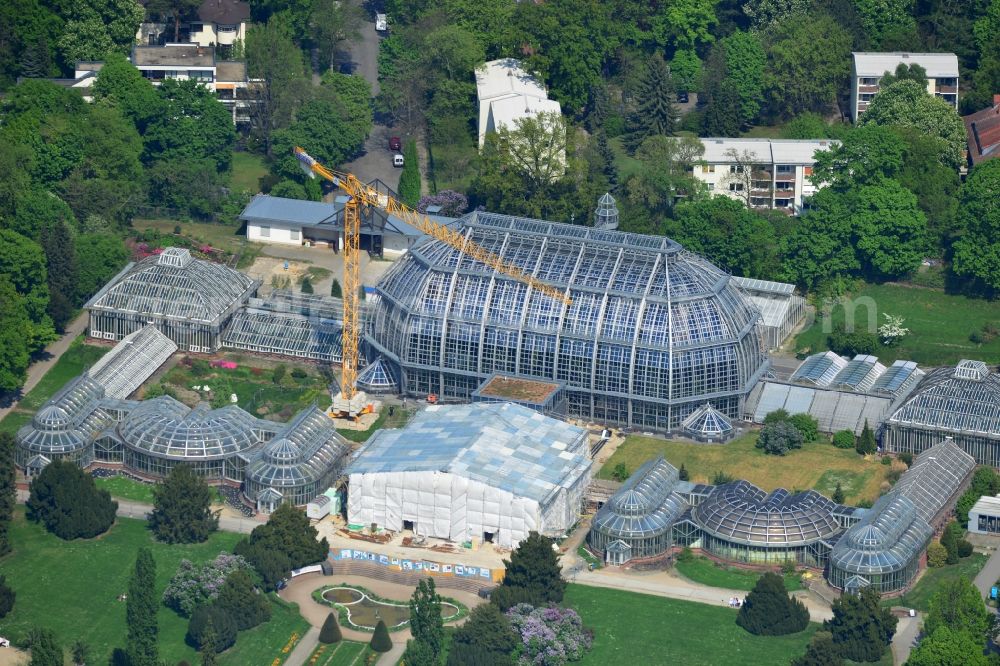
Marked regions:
[375,13,388,32]
[393,154,404,168]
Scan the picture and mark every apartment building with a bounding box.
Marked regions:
[189,0,250,55]
[693,138,837,214]
[132,44,250,124]
[850,52,959,121]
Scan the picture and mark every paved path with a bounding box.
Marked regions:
[974,544,1000,598]
[0,312,89,420]
[283,626,320,666]
[891,615,920,665]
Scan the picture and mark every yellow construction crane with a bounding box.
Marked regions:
[294,146,571,405]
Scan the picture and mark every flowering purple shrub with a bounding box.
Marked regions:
[163,552,250,616]
[416,190,468,217]
[506,603,593,665]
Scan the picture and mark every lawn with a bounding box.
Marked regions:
[0,337,110,434]
[218,597,310,666]
[792,282,1000,365]
[1,509,245,664]
[336,407,414,443]
[609,136,644,182]
[598,432,890,504]
[564,584,817,665]
[229,151,269,194]
[132,218,249,255]
[674,556,803,592]
[892,553,989,611]
[306,640,370,666]
[94,476,157,504]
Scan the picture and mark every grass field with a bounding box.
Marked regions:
[229,151,269,193]
[610,136,644,182]
[674,556,803,592]
[337,407,414,443]
[793,283,1000,365]
[306,640,370,666]
[598,432,891,504]
[93,477,157,504]
[0,337,110,434]
[564,584,817,665]
[892,553,988,611]
[0,509,248,664]
[218,597,310,666]
[133,218,249,255]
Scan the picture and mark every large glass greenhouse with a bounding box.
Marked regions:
[85,247,258,352]
[367,211,769,431]
[690,482,844,567]
[882,360,1000,466]
[588,457,687,564]
[829,439,975,593]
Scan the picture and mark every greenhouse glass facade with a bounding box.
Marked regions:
[367,211,768,431]
[588,458,686,563]
[883,360,1000,467]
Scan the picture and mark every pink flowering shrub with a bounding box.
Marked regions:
[506,604,593,665]
[163,552,251,616]
[416,190,468,217]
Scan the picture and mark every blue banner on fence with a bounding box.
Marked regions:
[331,547,497,580]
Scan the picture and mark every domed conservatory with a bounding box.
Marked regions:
[367,211,769,431]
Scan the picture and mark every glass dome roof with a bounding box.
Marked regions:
[693,481,842,546]
[592,458,686,540]
[829,493,932,575]
[118,397,263,459]
[887,361,1000,435]
[17,375,109,455]
[356,357,398,392]
[264,438,302,464]
[245,406,349,488]
[85,247,256,324]
[682,403,734,439]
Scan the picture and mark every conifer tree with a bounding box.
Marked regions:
[200,615,219,666]
[625,53,678,152]
[0,432,15,556]
[832,482,845,504]
[595,131,618,190]
[492,531,566,610]
[330,279,342,298]
[856,420,877,456]
[447,603,517,666]
[0,576,15,619]
[403,578,444,664]
[791,631,843,666]
[825,587,896,662]
[679,463,689,481]
[736,572,809,636]
[319,612,342,644]
[126,548,158,666]
[149,464,218,544]
[26,459,117,540]
[370,620,392,653]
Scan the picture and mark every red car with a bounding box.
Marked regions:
[388,136,402,151]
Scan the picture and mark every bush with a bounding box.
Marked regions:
[832,430,855,449]
[187,605,237,652]
[756,422,804,456]
[787,413,819,442]
[737,573,809,636]
[26,460,117,540]
[828,327,878,356]
[214,570,271,631]
[290,367,308,379]
[272,365,286,384]
[174,225,182,235]
[899,452,913,467]
[610,463,629,482]
[676,547,694,563]
[163,553,251,616]
[780,560,797,575]
[763,409,790,425]
[300,277,314,294]
[712,471,735,485]
[319,612,342,644]
[330,279,342,298]
[0,575,14,619]
[678,463,689,481]
[926,542,947,568]
[856,421,877,456]
[881,455,891,465]
[506,604,593,663]
[370,620,392,652]
[958,539,973,559]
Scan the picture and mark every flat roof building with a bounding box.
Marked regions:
[475,58,562,149]
[346,402,593,548]
[851,52,959,121]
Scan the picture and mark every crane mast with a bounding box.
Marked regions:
[294,146,571,406]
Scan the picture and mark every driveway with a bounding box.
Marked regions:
[974,544,1000,599]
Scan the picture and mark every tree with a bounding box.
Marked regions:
[370,620,392,653]
[319,72,374,147]
[417,190,469,217]
[610,463,629,482]
[879,63,928,89]
[853,0,917,49]
[940,523,960,565]
[788,414,819,443]
[126,548,158,666]
[494,111,567,193]
[0,229,55,351]
[594,131,619,191]
[624,135,704,221]
[828,327,878,358]
[199,615,219,666]
[0,575,14,619]
[404,578,444,664]
[214,570,271,631]
[926,541,947,568]
[70,639,89,666]
[824,587,897,662]
[234,503,328,590]
[755,422,804,456]
[832,431,855,450]
[38,220,76,331]
[0,279,34,392]
[763,15,851,119]
[924,576,992,640]
[300,277,314,294]
[446,603,518,666]
[26,460,117,539]
[670,49,701,94]
[860,80,966,168]
[150,465,218,544]
[91,54,163,133]
[812,125,905,190]
[952,160,1000,292]
[717,30,766,126]
[270,92,368,181]
[398,140,421,207]
[73,234,128,304]
[790,631,843,666]
[246,17,310,155]
[146,0,201,42]
[0,433,15,556]
[145,80,235,171]
[624,53,677,152]
[187,604,237,652]
[907,625,990,666]
[856,421,876,456]
[319,612,342,644]
[309,0,362,72]
[852,182,926,279]
[679,464,689,481]
[700,77,743,137]
[25,627,61,666]
[330,279,342,298]
[492,532,565,611]
[57,0,144,64]
[661,0,718,48]
[894,127,960,246]
[832,483,845,504]
[736,572,809,635]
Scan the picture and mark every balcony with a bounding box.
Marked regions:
[935,84,958,94]
[857,85,880,93]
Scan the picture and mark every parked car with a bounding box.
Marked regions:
[375,13,388,32]
[676,91,689,103]
[393,154,405,167]
[388,136,401,151]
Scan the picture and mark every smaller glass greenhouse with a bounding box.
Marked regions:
[681,403,735,442]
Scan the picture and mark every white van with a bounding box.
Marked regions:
[375,14,388,32]
[393,154,404,168]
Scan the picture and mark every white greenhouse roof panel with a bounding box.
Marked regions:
[348,402,591,504]
[88,325,177,399]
